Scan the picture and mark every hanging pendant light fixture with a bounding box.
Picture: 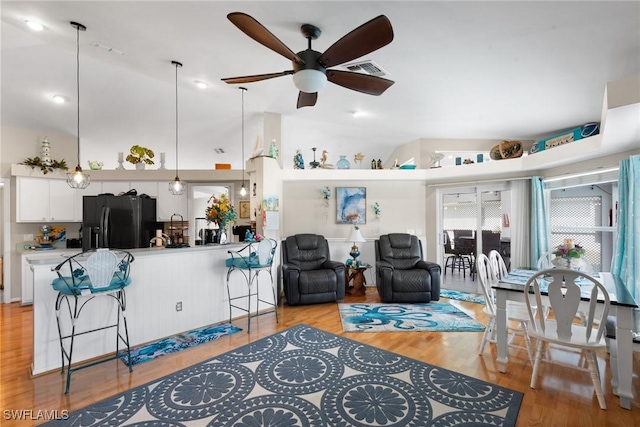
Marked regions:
[239,87,248,197]
[66,21,90,189]
[169,60,185,195]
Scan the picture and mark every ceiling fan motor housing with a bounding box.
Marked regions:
[292,49,327,93]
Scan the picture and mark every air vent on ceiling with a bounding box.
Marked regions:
[213,148,225,154]
[342,60,388,77]
[91,41,125,55]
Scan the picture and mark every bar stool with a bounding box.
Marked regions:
[52,248,134,393]
[226,238,279,332]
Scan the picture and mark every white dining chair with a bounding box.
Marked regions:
[524,268,610,409]
[488,249,509,282]
[536,251,554,270]
[477,253,534,365]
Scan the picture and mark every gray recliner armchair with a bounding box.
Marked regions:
[375,233,441,303]
[282,234,346,305]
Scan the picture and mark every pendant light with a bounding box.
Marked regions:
[239,87,248,197]
[66,21,90,189]
[169,60,185,195]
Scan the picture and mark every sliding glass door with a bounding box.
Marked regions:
[438,183,510,292]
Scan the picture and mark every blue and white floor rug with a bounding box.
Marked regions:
[119,322,242,366]
[440,289,486,304]
[339,302,486,332]
[45,324,522,426]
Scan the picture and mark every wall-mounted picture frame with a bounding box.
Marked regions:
[239,201,251,218]
[336,187,366,224]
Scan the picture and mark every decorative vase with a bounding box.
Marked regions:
[218,223,228,244]
[336,155,350,169]
[135,163,145,170]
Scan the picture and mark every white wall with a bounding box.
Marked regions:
[282,180,430,255]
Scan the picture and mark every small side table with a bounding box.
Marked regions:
[345,264,371,296]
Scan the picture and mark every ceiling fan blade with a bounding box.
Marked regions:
[297,91,318,108]
[228,12,304,64]
[317,15,393,68]
[327,70,394,95]
[222,70,294,84]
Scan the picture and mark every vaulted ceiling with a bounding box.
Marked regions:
[2,1,639,169]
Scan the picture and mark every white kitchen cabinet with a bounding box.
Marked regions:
[16,177,76,222]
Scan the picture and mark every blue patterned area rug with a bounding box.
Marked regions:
[339,302,486,332]
[45,324,522,426]
[441,289,486,304]
[119,323,242,366]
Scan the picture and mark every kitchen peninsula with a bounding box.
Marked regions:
[28,244,278,376]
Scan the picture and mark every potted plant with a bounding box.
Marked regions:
[126,145,155,170]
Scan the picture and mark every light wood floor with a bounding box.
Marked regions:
[1,286,638,426]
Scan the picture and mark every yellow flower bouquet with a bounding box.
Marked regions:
[205,193,237,228]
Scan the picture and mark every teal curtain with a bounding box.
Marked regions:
[530,176,549,267]
[611,155,640,302]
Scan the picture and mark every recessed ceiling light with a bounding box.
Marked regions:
[352,111,366,118]
[23,19,45,31]
[52,95,68,104]
[194,80,208,89]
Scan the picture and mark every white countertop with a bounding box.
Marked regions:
[25,243,245,266]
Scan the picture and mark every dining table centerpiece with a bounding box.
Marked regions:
[205,193,237,244]
[552,238,590,270]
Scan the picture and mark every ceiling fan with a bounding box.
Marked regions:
[221,12,395,108]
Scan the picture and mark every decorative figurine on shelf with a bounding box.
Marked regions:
[463,158,475,164]
[377,159,383,169]
[371,159,377,169]
[252,135,264,158]
[294,149,304,169]
[268,139,279,159]
[309,147,320,168]
[41,136,52,166]
[159,152,167,169]
[429,152,445,168]
[353,152,365,168]
[321,150,328,168]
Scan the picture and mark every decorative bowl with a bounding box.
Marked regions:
[88,160,103,170]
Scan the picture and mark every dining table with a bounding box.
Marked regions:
[493,270,638,409]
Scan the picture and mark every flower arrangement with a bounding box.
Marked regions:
[205,193,237,228]
[553,239,586,260]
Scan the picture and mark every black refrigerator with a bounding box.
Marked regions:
[82,195,159,251]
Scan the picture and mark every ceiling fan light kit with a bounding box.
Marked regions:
[222,12,395,108]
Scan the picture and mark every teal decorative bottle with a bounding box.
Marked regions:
[336,155,350,169]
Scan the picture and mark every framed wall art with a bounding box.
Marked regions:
[336,187,366,224]
[239,201,251,218]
